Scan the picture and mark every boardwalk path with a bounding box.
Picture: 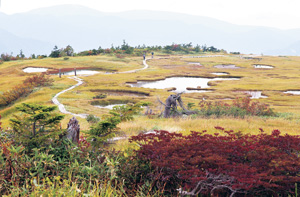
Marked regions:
[52,60,149,118]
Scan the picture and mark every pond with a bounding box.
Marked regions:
[214,64,240,69]
[188,62,202,66]
[211,72,229,76]
[56,70,100,76]
[94,104,125,109]
[284,91,300,95]
[23,67,48,73]
[253,65,274,69]
[238,91,268,99]
[127,77,240,93]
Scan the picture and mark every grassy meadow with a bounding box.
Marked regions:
[1,53,300,141]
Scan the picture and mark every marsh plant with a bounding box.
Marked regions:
[198,97,275,118]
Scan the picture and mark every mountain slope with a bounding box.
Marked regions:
[0,28,53,56]
[0,5,299,55]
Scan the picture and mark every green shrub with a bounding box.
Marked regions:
[86,114,100,124]
[197,97,275,118]
[93,93,107,99]
[9,103,64,152]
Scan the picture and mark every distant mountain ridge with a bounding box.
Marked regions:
[0,4,299,56]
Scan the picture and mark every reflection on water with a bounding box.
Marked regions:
[284,91,300,95]
[94,104,125,109]
[23,67,48,73]
[128,77,239,93]
[242,91,268,99]
[188,62,201,66]
[214,64,240,69]
[253,65,273,69]
[23,67,101,76]
[211,72,229,76]
[58,70,100,76]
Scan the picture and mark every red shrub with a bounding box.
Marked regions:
[0,115,2,132]
[0,74,53,107]
[198,97,275,117]
[232,97,274,116]
[78,136,91,153]
[23,73,53,87]
[130,129,300,196]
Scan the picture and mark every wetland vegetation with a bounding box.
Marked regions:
[1,44,300,196]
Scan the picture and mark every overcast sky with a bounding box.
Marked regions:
[1,0,300,29]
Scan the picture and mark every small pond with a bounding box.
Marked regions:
[239,91,268,99]
[57,70,100,76]
[127,77,239,93]
[23,67,48,73]
[253,65,274,69]
[284,91,300,95]
[214,64,240,69]
[211,72,229,76]
[188,62,202,66]
[94,104,125,109]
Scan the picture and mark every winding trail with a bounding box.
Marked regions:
[52,76,88,118]
[52,59,149,118]
[115,60,148,74]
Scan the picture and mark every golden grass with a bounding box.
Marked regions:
[118,115,300,136]
[1,53,300,145]
[111,114,300,150]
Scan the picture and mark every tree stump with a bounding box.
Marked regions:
[158,92,197,118]
[66,117,80,143]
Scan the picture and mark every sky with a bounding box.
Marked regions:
[0,0,300,30]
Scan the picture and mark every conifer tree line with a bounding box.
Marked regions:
[0,41,229,62]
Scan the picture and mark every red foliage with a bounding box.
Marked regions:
[130,129,300,196]
[0,115,2,132]
[104,48,112,54]
[232,97,274,116]
[78,136,91,153]
[199,97,274,117]
[171,44,179,51]
[0,74,53,107]
[0,84,32,106]
[0,115,26,188]
[23,73,53,87]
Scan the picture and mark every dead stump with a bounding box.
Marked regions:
[66,117,80,143]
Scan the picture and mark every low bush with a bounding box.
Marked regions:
[23,73,54,87]
[0,103,163,196]
[0,74,53,107]
[130,128,300,196]
[10,103,64,152]
[86,114,100,124]
[198,97,275,118]
[93,93,107,99]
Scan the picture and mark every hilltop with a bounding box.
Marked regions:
[1,4,300,56]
